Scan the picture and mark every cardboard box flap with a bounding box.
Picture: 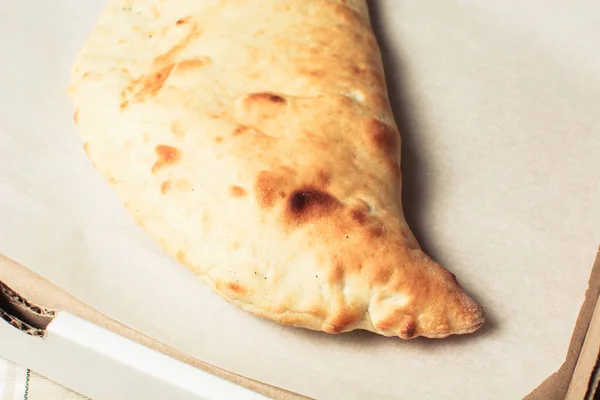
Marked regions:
[0,255,306,400]
[0,282,55,337]
[0,274,276,400]
[564,249,600,400]
[520,249,600,400]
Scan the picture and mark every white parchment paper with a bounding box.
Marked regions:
[1,1,600,399]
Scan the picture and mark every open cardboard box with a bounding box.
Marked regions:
[1,251,600,400]
[2,1,600,399]
[0,256,274,400]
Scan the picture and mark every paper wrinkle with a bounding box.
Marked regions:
[1,1,600,399]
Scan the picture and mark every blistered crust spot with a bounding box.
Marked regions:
[325,308,362,333]
[327,262,345,285]
[233,125,250,136]
[350,209,367,225]
[238,92,288,121]
[316,170,331,187]
[246,92,286,104]
[255,171,287,209]
[119,23,203,110]
[227,283,247,295]
[174,57,211,74]
[373,309,401,332]
[368,224,386,238]
[367,119,399,156]
[367,261,393,286]
[230,185,247,198]
[366,119,401,177]
[152,144,181,172]
[135,64,174,101]
[161,180,172,194]
[401,318,417,339]
[153,24,203,66]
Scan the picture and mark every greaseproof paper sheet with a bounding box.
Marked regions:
[1,1,600,399]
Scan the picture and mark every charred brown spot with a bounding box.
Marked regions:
[368,119,400,155]
[246,92,286,104]
[368,224,386,238]
[287,188,340,223]
[289,189,337,214]
[351,209,367,225]
[152,144,181,172]
[176,18,188,25]
[161,180,172,194]
[227,283,246,295]
[366,119,401,177]
[215,136,223,143]
[230,185,247,198]
[402,319,417,339]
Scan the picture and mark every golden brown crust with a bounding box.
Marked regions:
[68,0,484,339]
[152,145,181,173]
[230,185,247,198]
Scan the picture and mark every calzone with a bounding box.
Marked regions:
[68,0,485,339]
